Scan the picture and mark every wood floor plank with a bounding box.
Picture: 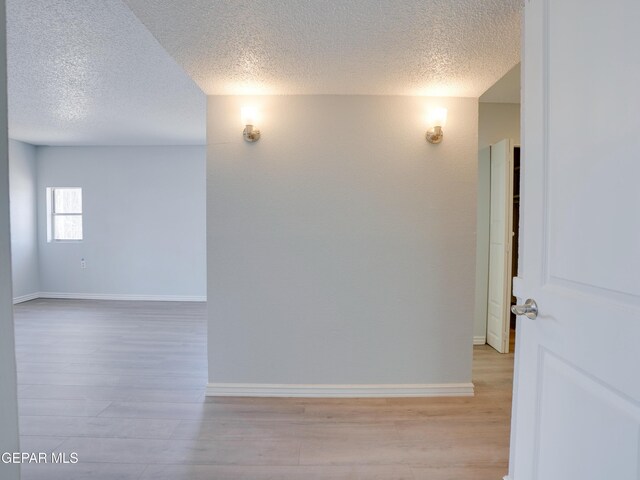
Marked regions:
[410,465,509,479]
[98,400,305,421]
[17,398,112,417]
[13,299,514,479]
[53,436,301,466]
[139,464,415,480]
[19,384,206,403]
[20,462,147,480]
[170,418,304,440]
[18,435,68,454]
[19,415,180,439]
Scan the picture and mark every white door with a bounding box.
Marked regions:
[487,139,514,353]
[509,1,640,479]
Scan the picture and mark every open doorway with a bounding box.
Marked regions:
[473,63,521,354]
[510,146,520,333]
[486,140,520,353]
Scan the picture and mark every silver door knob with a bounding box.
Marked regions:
[511,299,538,320]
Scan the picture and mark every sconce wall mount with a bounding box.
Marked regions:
[243,124,261,142]
[425,126,443,144]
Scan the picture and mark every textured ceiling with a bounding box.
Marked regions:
[7,0,521,146]
[123,0,521,96]
[7,0,205,145]
[480,63,520,103]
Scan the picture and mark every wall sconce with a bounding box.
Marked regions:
[241,106,261,142]
[425,107,448,144]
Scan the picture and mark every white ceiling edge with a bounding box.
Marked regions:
[7,0,521,146]
[7,0,206,146]
[479,63,521,104]
[124,0,522,97]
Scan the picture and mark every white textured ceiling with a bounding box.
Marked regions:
[8,0,521,146]
[480,63,520,103]
[123,0,521,96]
[7,0,206,145]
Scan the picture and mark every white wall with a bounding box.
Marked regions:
[474,102,520,342]
[478,103,521,150]
[9,139,39,301]
[37,146,206,300]
[0,0,22,476]
[207,95,478,392]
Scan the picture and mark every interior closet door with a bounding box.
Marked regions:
[487,138,514,353]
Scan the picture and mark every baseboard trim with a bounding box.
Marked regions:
[206,382,475,398]
[37,292,206,302]
[12,292,40,304]
[473,335,487,345]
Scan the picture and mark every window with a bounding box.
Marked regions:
[47,187,83,241]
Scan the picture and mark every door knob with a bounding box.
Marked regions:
[511,299,538,320]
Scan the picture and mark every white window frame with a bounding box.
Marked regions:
[46,187,83,242]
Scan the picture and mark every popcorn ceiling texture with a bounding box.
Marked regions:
[123,0,521,96]
[7,0,520,145]
[7,0,205,145]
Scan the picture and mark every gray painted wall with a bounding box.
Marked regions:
[9,139,39,300]
[474,102,521,342]
[0,0,22,476]
[207,95,478,385]
[37,146,206,299]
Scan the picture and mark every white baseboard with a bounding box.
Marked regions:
[12,292,40,304]
[473,335,487,345]
[206,382,475,398]
[37,292,206,302]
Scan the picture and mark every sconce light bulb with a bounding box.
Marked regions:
[241,106,258,126]
[241,106,261,142]
[426,107,448,129]
[425,107,447,144]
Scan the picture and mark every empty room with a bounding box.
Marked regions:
[1,1,638,480]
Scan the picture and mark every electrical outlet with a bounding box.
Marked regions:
[80,258,86,269]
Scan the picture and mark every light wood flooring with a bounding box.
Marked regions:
[13,299,514,479]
